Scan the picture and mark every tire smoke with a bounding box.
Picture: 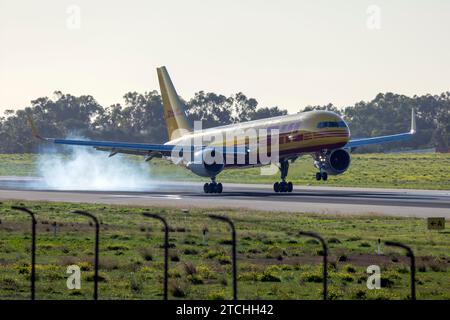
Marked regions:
[36,143,154,191]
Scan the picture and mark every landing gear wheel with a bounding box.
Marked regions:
[316,172,322,181]
[287,182,293,192]
[203,182,223,194]
[274,160,295,193]
[274,182,280,193]
[274,181,293,193]
[322,172,328,181]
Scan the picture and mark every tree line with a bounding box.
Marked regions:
[0,90,448,153]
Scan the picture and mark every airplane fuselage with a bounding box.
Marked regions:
[166,110,351,168]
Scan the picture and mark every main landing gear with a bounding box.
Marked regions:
[274,160,294,193]
[203,177,223,194]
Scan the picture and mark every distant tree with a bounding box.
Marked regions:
[301,103,342,115]
[231,92,258,123]
[249,106,287,120]
[0,89,448,153]
[186,91,233,128]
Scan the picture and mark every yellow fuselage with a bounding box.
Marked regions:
[167,110,350,168]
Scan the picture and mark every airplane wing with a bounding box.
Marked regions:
[345,109,416,149]
[27,117,247,159]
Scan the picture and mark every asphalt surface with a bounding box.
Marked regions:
[0,176,449,218]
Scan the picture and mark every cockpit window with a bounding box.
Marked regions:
[317,121,347,129]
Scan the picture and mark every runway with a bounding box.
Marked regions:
[0,176,449,218]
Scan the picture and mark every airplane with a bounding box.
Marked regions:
[28,66,416,194]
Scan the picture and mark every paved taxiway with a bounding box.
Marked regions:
[0,176,448,218]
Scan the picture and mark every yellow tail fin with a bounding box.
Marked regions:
[157,66,192,140]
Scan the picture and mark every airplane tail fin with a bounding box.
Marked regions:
[157,66,192,140]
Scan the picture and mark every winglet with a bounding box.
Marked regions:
[27,115,45,140]
[410,108,416,134]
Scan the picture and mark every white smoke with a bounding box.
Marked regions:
[37,144,155,191]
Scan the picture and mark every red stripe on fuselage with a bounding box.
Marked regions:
[224,142,347,168]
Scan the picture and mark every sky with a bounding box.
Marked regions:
[1,0,449,115]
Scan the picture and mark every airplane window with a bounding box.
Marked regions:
[317,121,347,128]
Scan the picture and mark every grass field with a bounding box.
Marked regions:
[0,153,449,190]
[0,201,448,300]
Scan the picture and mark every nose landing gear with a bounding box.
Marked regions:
[274,160,294,193]
[315,171,328,181]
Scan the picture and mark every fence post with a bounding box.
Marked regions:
[208,214,237,300]
[11,206,37,300]
[142,213,169,300]
[299,231,328,300]
[72,210,100,300]
[385,241,416,300]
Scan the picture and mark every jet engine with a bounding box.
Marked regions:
[186,148,225,177]
[314,148,351,175]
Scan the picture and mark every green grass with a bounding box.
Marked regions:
[0,201,448,300]
[0,153,449,190]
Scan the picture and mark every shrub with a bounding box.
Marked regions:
[359,242,371,248]
[266,246,286,260]
[219,277,228,286]
[418,265,427,272]
[247,247,261,254]
[183,247,199,255]
[380,276,395,288]
[301,272,323,283]
[328,288,343,300]
[139,248,153,261]
[183,262,197,276]
[129,274,144,293]
[429,262,447,272]
[261,238,274,245]
[204,249,224,259]
[170,251,180,262]
[339,273,355,282]
[106,244,129,251]
[170,281,188,298]
[343,264,356,273]
[238,272,259,281]
[0,277,19,291]
[99,257,120,270]
[397,266,409,274]
[187,274,203,284]
[78,261,92,271]
[168,268,181,278]
[207,290,226,300]
[85,273,108,282]
[259,271,281,282]
[328,237,341,244]
[352,289,366,300]
[197,265,216,280]
[217,254,231,265]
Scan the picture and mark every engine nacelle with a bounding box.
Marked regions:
[186,148,225,177]
[315,148,351,175]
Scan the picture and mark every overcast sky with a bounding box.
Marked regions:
[1,0,449,115]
